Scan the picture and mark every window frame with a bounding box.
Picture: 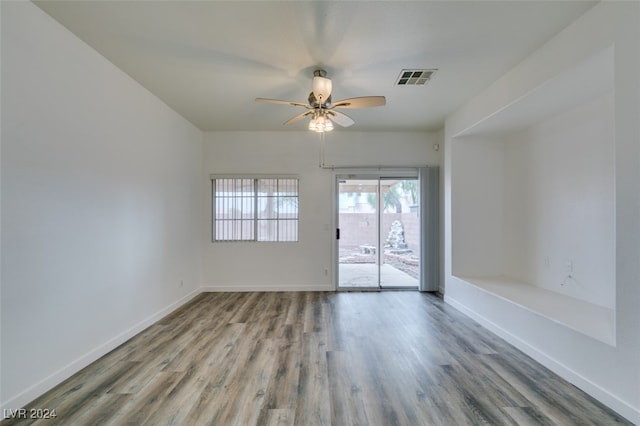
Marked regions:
[211,175,299,243]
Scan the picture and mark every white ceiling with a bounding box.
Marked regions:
[34,1,597,132]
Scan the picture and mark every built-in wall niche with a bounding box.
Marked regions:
[451,47,616,345]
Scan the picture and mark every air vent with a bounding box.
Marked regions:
[395,69,437,86]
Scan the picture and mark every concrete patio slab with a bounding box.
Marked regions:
[338,263,418,289]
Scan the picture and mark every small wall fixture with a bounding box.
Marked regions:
[433,144,440,151]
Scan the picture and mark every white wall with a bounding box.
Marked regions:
[451,92,616,310]
[444,2,639,422]
[201,131,440,291]
[451,137,505,277]
[1,2,203,410]
[503,93,615,308]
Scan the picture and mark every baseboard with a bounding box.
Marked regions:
[444,295,640,425]
[200,284,334,292]
[1,288,201,412]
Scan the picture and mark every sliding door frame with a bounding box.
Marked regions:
[332,167,440,292]
[334,169,420,291]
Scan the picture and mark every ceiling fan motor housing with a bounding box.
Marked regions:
[308,92,332,108]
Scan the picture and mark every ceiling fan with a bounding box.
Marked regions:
[255,69,386,132]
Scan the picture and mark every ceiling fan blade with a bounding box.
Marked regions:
[284,110,314,126]
[255,98,309,108]
[330,96,386,109]
[327,110,355,127]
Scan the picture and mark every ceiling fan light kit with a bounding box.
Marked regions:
[308,112,333,133]
[256,69,385,133]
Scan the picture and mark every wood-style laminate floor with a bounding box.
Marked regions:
[3,292,631,425]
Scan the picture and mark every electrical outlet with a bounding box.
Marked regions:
[565,261,573,274]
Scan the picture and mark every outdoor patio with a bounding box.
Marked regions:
[338,245,419,288]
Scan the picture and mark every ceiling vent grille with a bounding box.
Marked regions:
[395,69,437,86]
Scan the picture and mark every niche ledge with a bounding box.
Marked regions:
[453,275,616,346]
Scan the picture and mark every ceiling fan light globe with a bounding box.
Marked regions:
[317,115,327,131]
[325,119,334,131]
[312,76,332,103]
[308,114,333,133]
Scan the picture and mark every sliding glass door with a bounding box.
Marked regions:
[337,175,420,290]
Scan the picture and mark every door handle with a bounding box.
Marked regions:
[336,228,340,240]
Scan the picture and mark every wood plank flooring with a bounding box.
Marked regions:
[2,292,631,425]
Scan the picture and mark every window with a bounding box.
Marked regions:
[212,177,299,242]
